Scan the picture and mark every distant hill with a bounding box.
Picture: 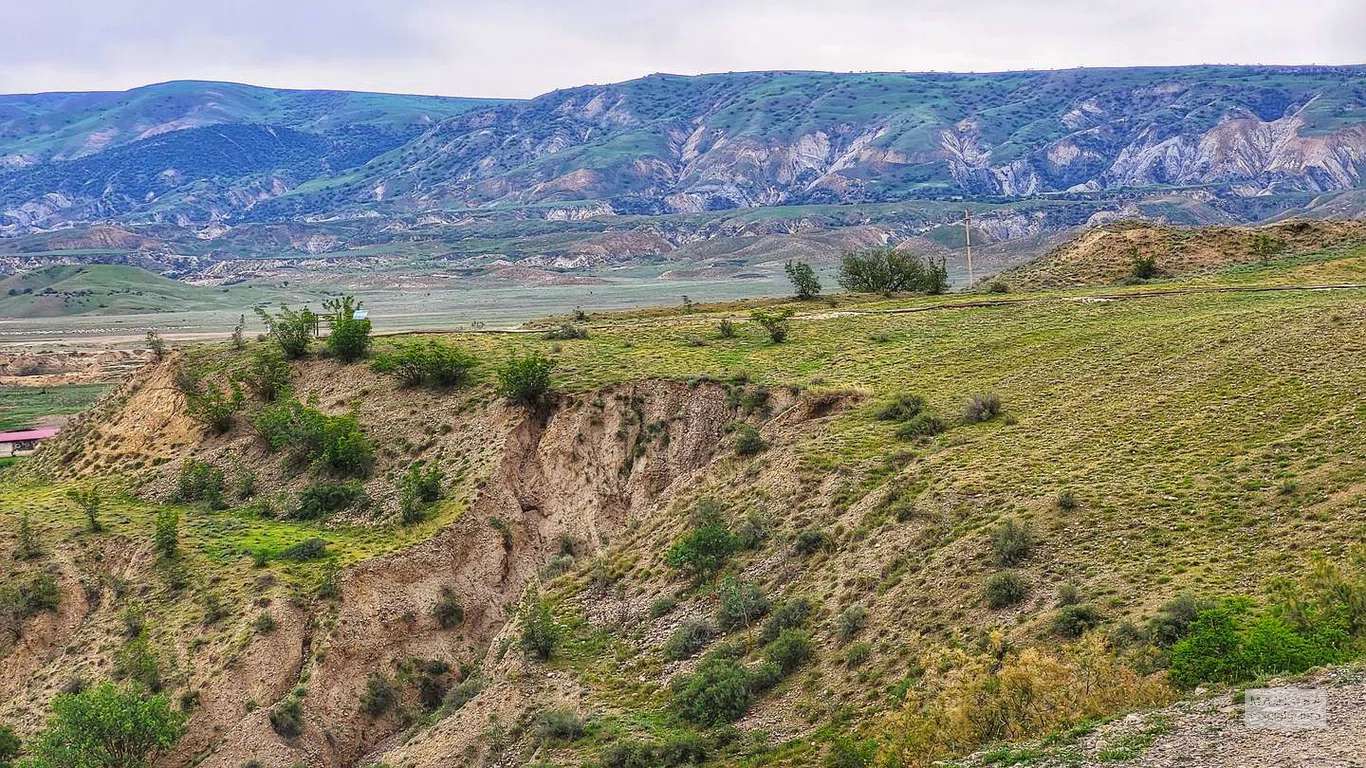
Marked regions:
[0,263,255,317]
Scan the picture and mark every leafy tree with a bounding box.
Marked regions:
[65,487,102,533]
[370,340,479,387]
[496,351,555,405]
[1131,252,1157,279]
[323,295,371,363]
[750,309,793,343]
[15,511,41,559]
[17,681,186,768]
[152,509,178,560]
[254,304,317,360]
[1252,232,1283,266]
[836,248,948,295]
[144,331,166,362]
[784,260,822,299]
[238,347,290,402]
[520,590,561,661]
[183,381,243,434]
[664,500,737,580]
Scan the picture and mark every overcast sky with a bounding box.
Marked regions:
[2,0,1363,97]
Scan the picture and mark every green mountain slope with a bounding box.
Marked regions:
[0,264,256,317]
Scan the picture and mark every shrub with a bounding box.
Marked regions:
[1056,489,1078,511]
[664,619,714,661]
[895,413,948,439]
[239,347,291,402]
[1053,603,1104,638]
[370,340,478,387]
[1148,594,1213,647]
[750,309,793,343]
[359,672,396,717]
[496,351,555,405]
[827,736,877,768]
[715,578,769,632]
[14,510,41,558]
[649,595,679,618]
[763,629,814,673]
[1131,253,1157,279]
[729,422,766,456]
[985,280,1010,294]
[670,654,754,725]
[983,571,1028,609]
[252,613,277,633]
[113,633,164,692]
[717,318,736,338]
[146,330,167,361]
[21,681,186,768]
[433,588,464,628]
[785,260,822,299]
[441,673,484,715]
[254,399,372,476]
[664,501,738,580]
[836,248,948,295]
[255,304,317,360]
[533,708,586,743]
[544,323,588,340]
[280,537,328,562]
[845,641,873,668]
[962,392,1003,424]
[759,596,813,644]
[293,481,367,520]
[323,295,371,362]
[269,696,304,738]
[793,528,830,556]
[875,393,926,422]
[184,382,243,433]
[175,460,225,508]
[991,518,1033,565]
[1056,582,1081,607]
[399,461,443,524]
[64,486,102,534]
[0,725,17,768]
[835,604,868,643]
[521,592,560,661]
[153,508,179,559]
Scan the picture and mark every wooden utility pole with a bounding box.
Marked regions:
[964,206,974,287]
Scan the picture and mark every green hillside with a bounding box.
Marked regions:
[0,264,262,317]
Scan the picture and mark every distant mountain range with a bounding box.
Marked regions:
[1,66,1365,271]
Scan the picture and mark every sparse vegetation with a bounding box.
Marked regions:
[750,309,793,343]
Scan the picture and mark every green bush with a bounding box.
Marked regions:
[1168,605,1347,689]
[440,674,484,715]
[715,578,769,632]
[153,509,179,559]
[293,481,367,520]
[991,518,1033,565]
[649,595,679,618]
[1131,253,1157,279]
[665,500,738,579]
[521,592,561,661]
[826,736,877,768]
[785,260,822,299]
[664,619,714,661]
[601,733,709,768]
[433,587,464,628]
[496,351,555,405]
[371,340,479,387]
[280,537,328,562]
[895,413,947,439]
[844,641,873,668]
[875,393,927,422]
[836,248,948,295]
[717,318,736,338]
[983,571,1028,608]
[729,422,766,456]
[255,304,317,360]
[759,596,813,644]
[20,681,186,768]
[793,528,830,556]
[533,708,586,743]
[359,672,396,717]
[763,629,814,673]
[254,399,372,476]
[184,382,243,433]
[269,695,304,738]
[670,653,754,725]
[239,347,291,402]
[1052,603,1104,638]
[323,296,371,362]
[0,725,18,768]
[962,392,1003,424]
[1148,594,1210,647]
[750,310,793,343]
[835,604,868,643]
[544,324,588,340]
[175,459,225,508]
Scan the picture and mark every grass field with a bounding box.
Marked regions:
[0,383,111,431]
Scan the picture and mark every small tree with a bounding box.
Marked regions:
[520,590,561,661]
[496,351,555,405]
[145,331,167,362]
[784,261,821,300]
[717,318,736,339]
[750,310,793,343]
[18,681,186,768]
[65,486,103,533]
[230,315,246,350]
[1131,252,1157,279]
[153,509,179,560]
[15,511,41,559]
[323,295,372,363]
[254,305,317,360]
[239,347,291,402]
[1252,232,1283,266]
[837,248,947,295]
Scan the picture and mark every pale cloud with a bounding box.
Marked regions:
[0,0,1361,96]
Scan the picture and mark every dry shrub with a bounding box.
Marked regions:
[879,633,1173,766]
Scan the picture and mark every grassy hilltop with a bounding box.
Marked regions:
[2,235,1366,767]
